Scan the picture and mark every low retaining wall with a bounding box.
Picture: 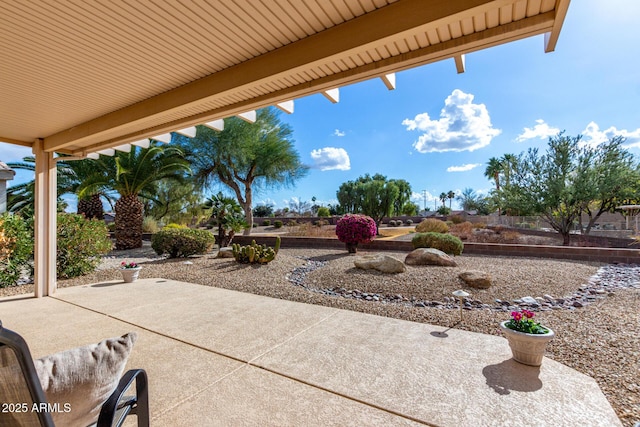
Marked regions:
[232,236,640,264]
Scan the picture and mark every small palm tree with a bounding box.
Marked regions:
[202,192,247,247]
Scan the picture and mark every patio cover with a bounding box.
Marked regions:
[0,0,570,296]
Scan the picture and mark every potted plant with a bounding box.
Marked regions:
[120,261,142,283]
[335,214,377,253]
[500,310,554,366]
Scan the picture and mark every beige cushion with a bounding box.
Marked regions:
[34,332,137,427]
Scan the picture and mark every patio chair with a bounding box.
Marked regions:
[0,321,149,427]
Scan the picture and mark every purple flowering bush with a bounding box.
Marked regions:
[335,214,377,244]
[505,310,549,334]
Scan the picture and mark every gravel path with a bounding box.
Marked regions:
[2,246,638,425]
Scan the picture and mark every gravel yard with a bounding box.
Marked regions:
[2,246,638,425]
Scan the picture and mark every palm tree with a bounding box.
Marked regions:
[6,156,108,218]
[500,153,518,187]
[88,143,190,249]
[484,157,503,191]
[202,192,246,247]
[456,188,478,211]
[447,190,455,209]
[439,192,447,207]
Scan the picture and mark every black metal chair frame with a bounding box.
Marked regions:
[0,321,149,427]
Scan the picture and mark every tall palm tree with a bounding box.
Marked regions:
[439,192,447,207]
[484,157,503,191]
[447,190,455,209]
[87,143,190,249]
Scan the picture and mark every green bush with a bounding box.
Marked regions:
[317,207,330,217]
[411,232,463,255]
[415,218,449,234]
[151,228,215,258]
[262,219,271,226]
[388,220,396,227]
[57,214,113,279]
[274,220,283,228]
[0,213,33,287]
[405,219,413,226]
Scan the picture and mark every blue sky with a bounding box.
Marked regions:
[2,0,640,212]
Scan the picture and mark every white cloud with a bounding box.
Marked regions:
[310,147,350,171]
[581,121,640,148]
[446,163,481,172]
[332,129,346,137]
[402,89,501,153]
[515,119,560,142]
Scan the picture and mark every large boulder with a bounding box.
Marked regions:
[354,254,406,274]
[404,248,457,267]
[458,270,491,289]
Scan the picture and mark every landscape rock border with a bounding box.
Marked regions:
[288,257,640,312]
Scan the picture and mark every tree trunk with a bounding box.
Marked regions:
[78,194,104,220]
[242,203,253,235]
[115,194,144,250]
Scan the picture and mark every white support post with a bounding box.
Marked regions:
[33,139,57,297]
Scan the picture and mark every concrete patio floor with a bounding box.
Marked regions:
[0,278,621,426]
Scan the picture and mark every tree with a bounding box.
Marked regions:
[577,136,640,234]
[289,198,311,216]
[7,156,110,219]
[203,192,247,247]
[181,108,308,234]
[484,157,503,191]
[439,192,447,207]
[502,133,592,245]
[143,178,206,225]
[447,190,455,209]
[90,143,190,249]
[253,204,274,217]
[456,188,492,215]
[336,174,408,231]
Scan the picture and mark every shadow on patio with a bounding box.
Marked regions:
[0,279,621,426]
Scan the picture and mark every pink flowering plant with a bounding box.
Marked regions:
[121,261,139,269]
[505,310,549,334]
[335,214,377,244]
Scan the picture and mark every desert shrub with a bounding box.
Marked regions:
[107,223,116,232]
[473,222,486,229]
[445,220,454,227]
[411,232,463,255]
[262,219,271,226]
[450,221,474,240]
[388,220,396,227]
[405,219,413,226]
[473,229,522,244]
[286,220,297,227]
[0,213,33,287]
[415,218,449,234]
[142,216,159,233]
[274,220,283,228]
[450,215,465,224]
[57,214,113,279]
[163,223,187,229]
[317,207,330,217]
[335,214,376,244]
[151,228,215,258]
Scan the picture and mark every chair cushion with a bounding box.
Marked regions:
[33,332,137,427]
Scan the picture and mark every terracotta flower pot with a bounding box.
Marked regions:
[121,267,142,283]
[499,321,555,366]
